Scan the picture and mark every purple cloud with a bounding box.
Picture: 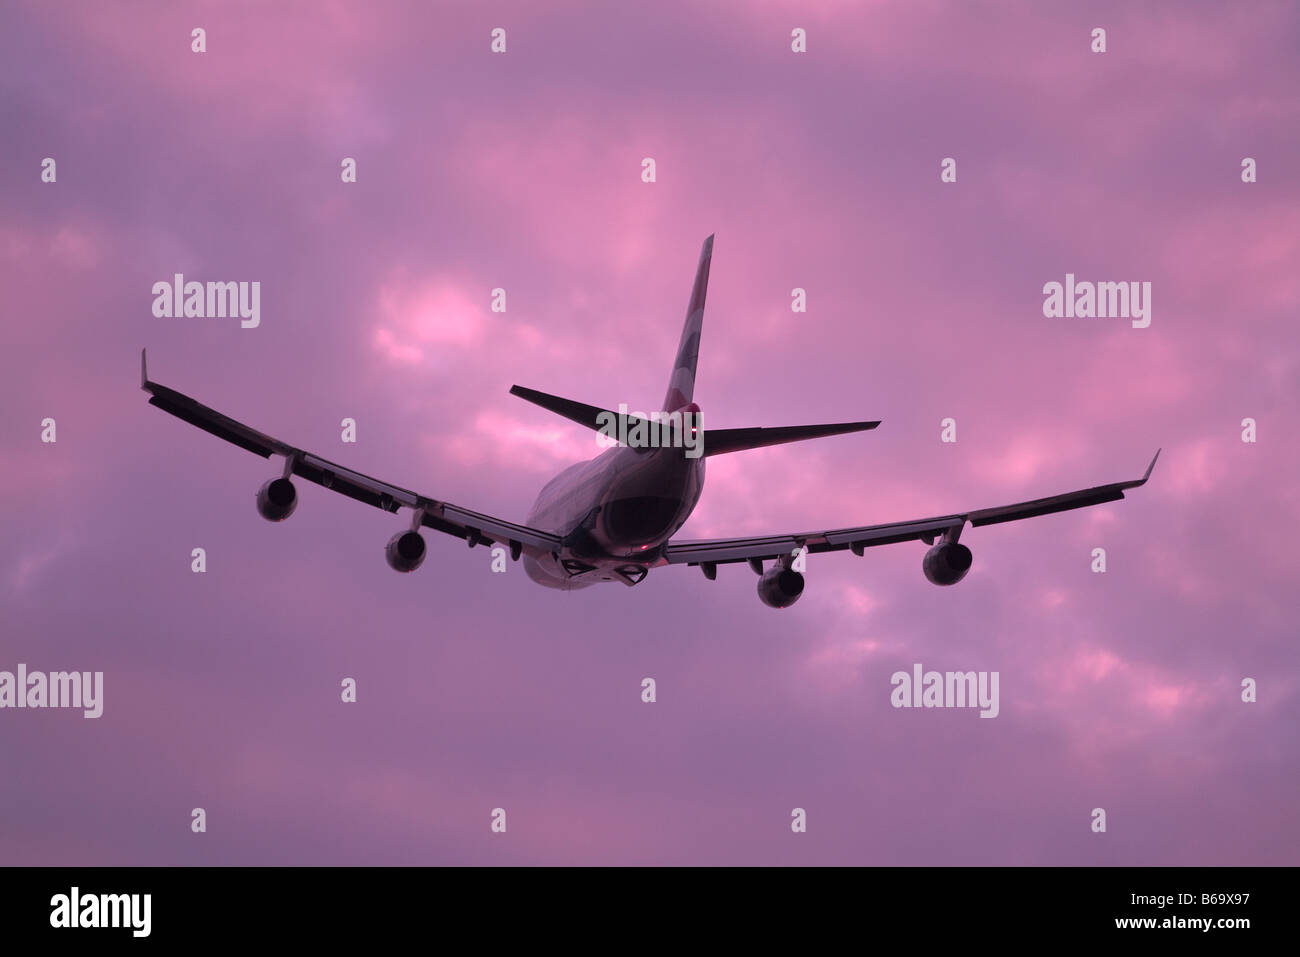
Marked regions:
[0,0,1295,865]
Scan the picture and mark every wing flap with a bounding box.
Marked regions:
[823,517,964,548]
[142,351,562,552]
[968,487,1124,526]
[663,451,1159,567]
[146,385,290,459]
[665,535,800,565]
[441,504,566,550]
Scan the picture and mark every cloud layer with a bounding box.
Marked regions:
[1,0,1296,865]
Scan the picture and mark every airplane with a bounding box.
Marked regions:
[141,234,1159,607]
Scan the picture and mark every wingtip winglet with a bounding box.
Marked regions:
[1142,447,1161,483]
[140,348,148,390]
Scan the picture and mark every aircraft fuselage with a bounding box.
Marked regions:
[522,442,706,589]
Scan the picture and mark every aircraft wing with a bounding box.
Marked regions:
[661,450,1160,569]
[140,351,562,554]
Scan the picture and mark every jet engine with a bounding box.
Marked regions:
[757,565,805,608]
[922,542,973,586]
[256,477,298,521]
[385,530,427,573]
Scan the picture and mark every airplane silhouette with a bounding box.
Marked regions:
[142,235,1158,607]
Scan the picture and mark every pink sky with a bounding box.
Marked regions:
[1,0,1296,864]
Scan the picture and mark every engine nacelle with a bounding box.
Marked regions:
[757,565,805,608]
[385,530,427,573]
[922,542,973,586]
[256,478,298,522]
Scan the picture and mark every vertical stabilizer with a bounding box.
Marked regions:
[662,234,713,412]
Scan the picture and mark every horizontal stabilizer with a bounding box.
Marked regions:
[509,385,616,432]
[703,421,880,457]
[509,384,669,438]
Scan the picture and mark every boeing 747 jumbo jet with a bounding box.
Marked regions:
[141,235,1159,607]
